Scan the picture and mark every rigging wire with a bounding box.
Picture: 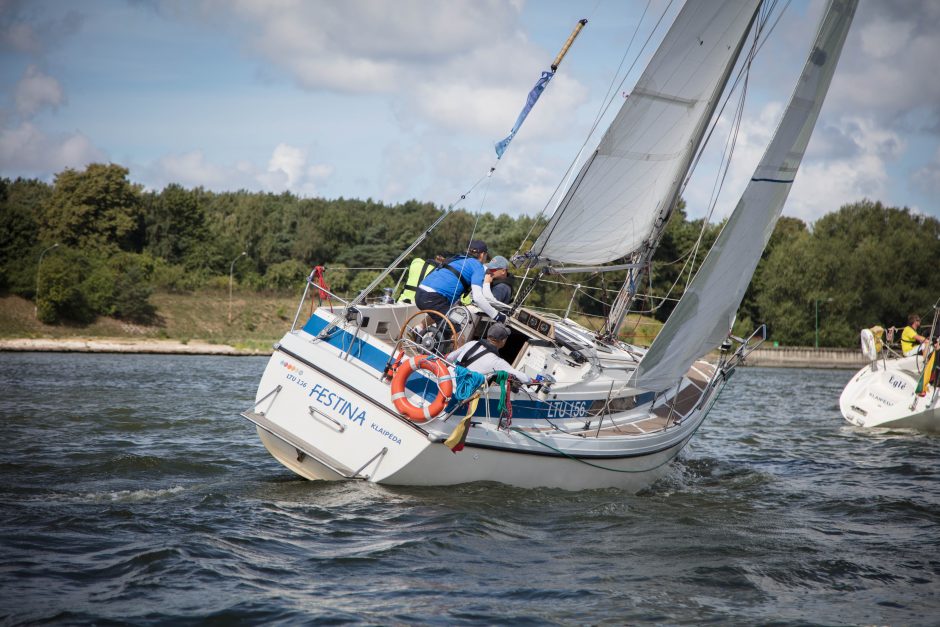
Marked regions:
[679,0,784,195]
[461,169,494,260]
[677,0,785,289]
[685,56,751,285]
[623,0,788,316]
[513,0,675,260]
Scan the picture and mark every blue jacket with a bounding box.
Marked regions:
[419,256,486,304]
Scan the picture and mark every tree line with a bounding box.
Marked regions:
[1,163,938,347]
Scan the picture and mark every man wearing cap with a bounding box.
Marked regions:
[483,255,514,305]
[446,323,533,383]
[415,240,507,323]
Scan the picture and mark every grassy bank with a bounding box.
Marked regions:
[0,291,663,350]
[0,291,304,352]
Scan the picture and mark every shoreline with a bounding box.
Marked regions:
[0,337,271,356]
[0,337,867,369]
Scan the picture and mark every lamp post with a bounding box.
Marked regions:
[35,243,60,316]
[229,251,247,324]
[815,297,833,348]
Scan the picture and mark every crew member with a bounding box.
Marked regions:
[446,323,532,383]
[900,314,930,356]
[397,255,442,304]
[415,240,507,322]
[483,255,514,305]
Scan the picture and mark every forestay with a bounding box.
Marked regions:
[531,0,761,266]
[634,0,858,392]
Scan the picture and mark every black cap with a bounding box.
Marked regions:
[468,239,488,254]
[487,323,510,341]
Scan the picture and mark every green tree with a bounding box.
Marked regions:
[36,247,94,324]
[0,177,51,295]
[648,202,722,322]
[143,184,209,266]
[41,164,144,253]
[264,259,309,291]
[754,200,940,347]
[81,252,157,323]
[734,216,809,337]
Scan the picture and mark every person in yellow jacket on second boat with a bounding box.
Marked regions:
[900,314,930,356]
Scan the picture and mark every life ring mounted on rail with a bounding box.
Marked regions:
[390,355,454,422]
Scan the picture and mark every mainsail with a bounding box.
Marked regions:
[531,0,761,266]
[634,0,858,392]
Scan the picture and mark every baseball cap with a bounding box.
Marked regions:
[468,239,488,254]
[486,255,509,270]
[486,323,511,341]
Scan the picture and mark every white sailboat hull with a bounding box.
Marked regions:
[839,356,940,433]
[258,424,695,491]
[243,308,726,492]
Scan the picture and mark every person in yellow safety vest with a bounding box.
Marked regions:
[397,256,443,304]
[900,314,930,356]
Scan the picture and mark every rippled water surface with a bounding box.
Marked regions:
[1,353,938,625]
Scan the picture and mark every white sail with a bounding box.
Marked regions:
[532,0,761,266]
[634,0,858,392]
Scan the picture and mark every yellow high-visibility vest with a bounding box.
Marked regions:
[397,258,438,304]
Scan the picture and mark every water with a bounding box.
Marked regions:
[1,353,938,625]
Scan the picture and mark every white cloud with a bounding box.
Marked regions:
[411,71,588,141]
[1,20,41,54]
[307,163,334,180]
[0,121,104,175]
[166,0,582,138]
[829,0,940,124]
[913,146,940,197]
[14,65,65,117]
[857,18,912,60]
[266,143,305,188]
[786,117,903,221]
[0,2,85,56]
[213,0,526,94]
[683,101,908,225]
[151,150,231,188]
[147,144,333,196]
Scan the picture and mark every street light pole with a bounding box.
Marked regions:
[815,299,819,348]
[815,297,833,348]
[35,243,60,316]
[229,251,247,324]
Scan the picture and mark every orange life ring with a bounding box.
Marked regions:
[390,355,453,422]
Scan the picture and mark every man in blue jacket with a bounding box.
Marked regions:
[415,239,507,324]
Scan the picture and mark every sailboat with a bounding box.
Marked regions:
[840,304,940,433]
[241,0,858,490]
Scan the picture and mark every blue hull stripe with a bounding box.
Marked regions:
[300,313,604,420]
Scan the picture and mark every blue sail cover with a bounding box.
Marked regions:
[495,70,554,159]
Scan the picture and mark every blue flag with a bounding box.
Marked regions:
[495,70,554,159]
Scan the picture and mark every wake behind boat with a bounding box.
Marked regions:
[241,0,858,490]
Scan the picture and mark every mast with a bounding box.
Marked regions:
[603,3,763,340]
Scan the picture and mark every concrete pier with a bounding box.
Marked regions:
[741,346,868,369]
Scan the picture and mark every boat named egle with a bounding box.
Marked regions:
[841,303,940,433]
[241,0,858,490]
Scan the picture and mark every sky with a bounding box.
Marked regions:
[1,0,939,226]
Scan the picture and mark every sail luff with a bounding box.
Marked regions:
[531,0,763,266]
[633,0,859,392]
